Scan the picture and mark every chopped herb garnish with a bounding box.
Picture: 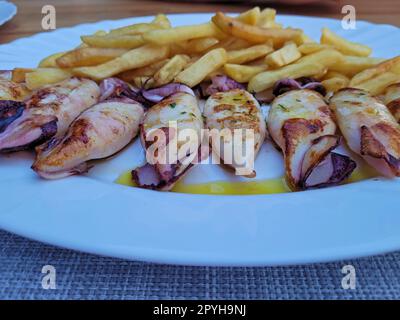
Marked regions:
[180,111,187,115]
[189,112,196,117]
[296,99,301,102]
[169,103,176,108]
[278,104,288,111]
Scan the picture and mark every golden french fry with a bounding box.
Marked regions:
[298,43,332,54]
[153,54,190,86]
[323,71,350,82]
[227,44,273,64]
[118,59,170,81]
[257,8,276,28]
[349,56,400,86]
[294,32,315,45]
[177,37,220,54]
[175,48,227,87]
[12,68,35,83]
[329,55,384,77]
[265,42,301,68]
[189,37,220,52]
[214,37,253,51]
[248,62,326,93]
[25,68,72,90]
[56,48,128,68]
[81,34,144,49]
[109,23,162,36]
[237,7,261,25]
[321,27,372,57]
[142,23,224,45]
[73,44,169,81]
[109,14,170,36]
[354,72,400,95]
[211,12,301,45]
[297,48,343,68]
[224,64,266,83]
[151,14,171,29]
[76,30,107,49]
[38,52,67,67]
[321,77,349,93]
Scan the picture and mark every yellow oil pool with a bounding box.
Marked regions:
[115,164,378,195]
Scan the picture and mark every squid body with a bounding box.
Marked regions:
[330,88,400,177]
[0,77,99,152]
[32,97,144,179]
[268,89,356,190]
[132,91,204,190]
[203,89,266,177]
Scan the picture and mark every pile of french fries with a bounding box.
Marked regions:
[11,7,400,97]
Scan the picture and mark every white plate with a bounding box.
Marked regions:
[0,1,16,27]
[1,14,400,266]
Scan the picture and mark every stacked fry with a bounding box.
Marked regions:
[11,7,400,97]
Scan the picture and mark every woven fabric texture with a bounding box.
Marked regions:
[1,229,399,300]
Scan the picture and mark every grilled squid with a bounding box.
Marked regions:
[32,97,144,179]
[383,82,400,123]
[330,88,400,177]
[203,89,266,177]
[132,89,204,190]
[0,77,99,152]
[268,89,356,190]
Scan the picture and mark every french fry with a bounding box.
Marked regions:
[237,7,261,25]
[118,59,170,81]
[224,64,266,83]
[25,68,72,90]
[151,14,172,29]
[109,23,162,36]
[321,77,349,93]
[76,30,107,49]
[257,8,276,28]
[248,62,326,93]
[73,44,169,81]
[227,44,273,64]
[38,52,67,67]
[321,27,372,57]
[81,34,144,49]
[323,71,350,83]
[142,23,224,45]
[349,56,400,86]
[12,68,35,83]
[153,54,190,86]
[354,72,400,95]
[56,48,128,68]
[109,14,171,36]
[298,43,332,54]
[265,42,301,68]
[175,48,227,87]
[297,48,343,68]
[294,32,315,45]
[214,37,252,51]
[177,37,220,54]
[212,12,301,45]
[329,55,384,77]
